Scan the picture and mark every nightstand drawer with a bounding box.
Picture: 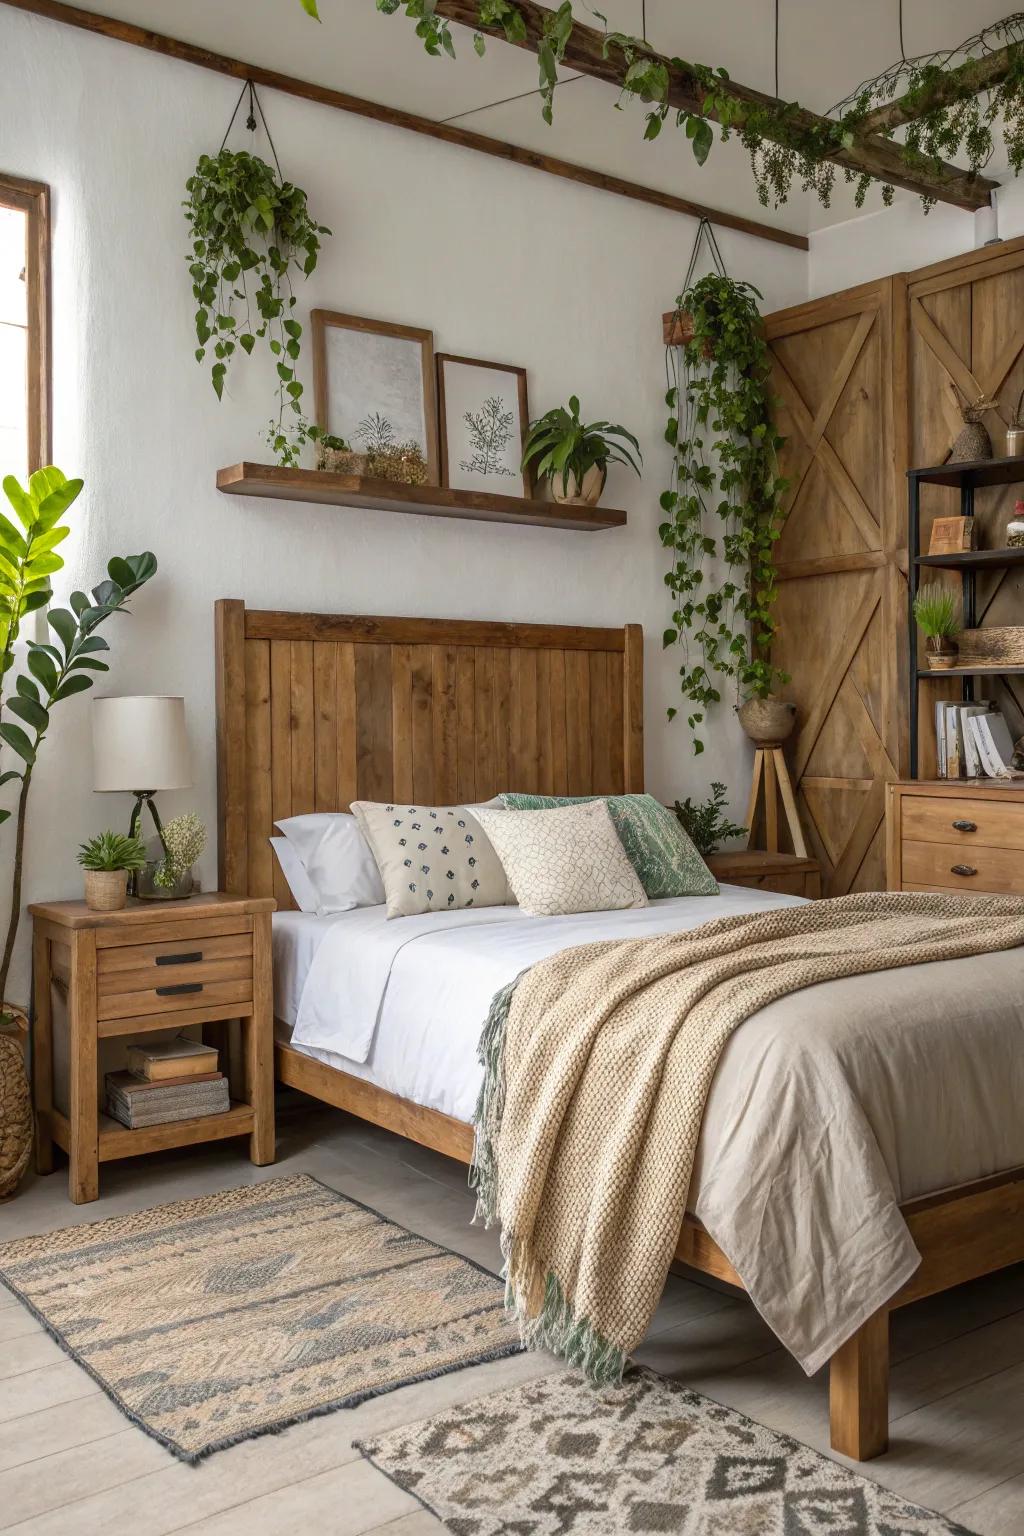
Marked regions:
[901,839,1024,896]
[97,971,254,1023]
[97,931,253,978]
[902,796,1024,851]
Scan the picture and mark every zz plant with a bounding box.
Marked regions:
[184,146,329,454]
[0,467,157,1010]
[661,272,788,754]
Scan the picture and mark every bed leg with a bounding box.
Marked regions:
[829,1308,889,1461]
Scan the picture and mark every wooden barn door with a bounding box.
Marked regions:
[908,238,1024,767]
[765,279,908,894]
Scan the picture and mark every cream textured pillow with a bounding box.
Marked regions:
[474,799,648,917]
[349,801,511,919]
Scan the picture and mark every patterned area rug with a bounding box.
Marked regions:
[0,1173,521,1463]
[357,1366,976,1535]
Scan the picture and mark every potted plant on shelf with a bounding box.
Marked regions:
[77,831,148,912]
[673,782,747,857]
[914,583,961,669]
[521,397,641,507]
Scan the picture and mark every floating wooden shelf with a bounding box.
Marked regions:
[917,548,1024,570]
[917,665,1024,678]
[908,457,1024,489]
[217,463,627,532]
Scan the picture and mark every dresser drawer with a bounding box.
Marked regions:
[97,932,254,1022]
[902,796,1024,851]
[901,839,1024,896]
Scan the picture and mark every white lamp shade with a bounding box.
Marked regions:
[92,696,192,792]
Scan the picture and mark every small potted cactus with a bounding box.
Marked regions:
[77,830,148,911]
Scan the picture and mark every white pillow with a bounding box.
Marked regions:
[274,812,385,915]
[473,799,648,917]
[269,836,320,913]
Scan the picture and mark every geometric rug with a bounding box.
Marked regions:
[357,1365,976,1535]
[0,1174,521,1463]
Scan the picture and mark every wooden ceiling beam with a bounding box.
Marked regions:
[0,0,808,251]
[858,45,1015,137]
[435,0,998,211]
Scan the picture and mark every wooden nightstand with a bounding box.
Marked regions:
[886,780,1024,894]
[706,850,822,898]
[29,893,275,1204]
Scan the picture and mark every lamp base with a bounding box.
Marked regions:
[127,792,167,899]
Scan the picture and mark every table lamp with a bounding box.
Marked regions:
[92,696,192,892]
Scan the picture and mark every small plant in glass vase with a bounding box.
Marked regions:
[914,583,961,670]
[137,812,208,900]
[77,831,147,913]
[522,397,641,507]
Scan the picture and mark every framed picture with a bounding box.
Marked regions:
[437,354,530,498]
[312,309,439,485]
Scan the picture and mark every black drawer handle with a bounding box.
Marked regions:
[155,951,202,966]
[951,820,977,833]
[155,982,204,997]
[950,864,977,878]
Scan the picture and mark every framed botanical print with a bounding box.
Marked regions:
[436,354,531,498]
[312,309,439,485]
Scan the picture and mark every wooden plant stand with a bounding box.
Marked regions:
[746,743,808,857]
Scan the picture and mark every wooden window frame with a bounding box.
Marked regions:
[0,173,51,473]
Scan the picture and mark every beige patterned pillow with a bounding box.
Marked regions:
[349,801,511,919]
[474,800,648,917]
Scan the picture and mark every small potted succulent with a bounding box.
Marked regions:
[914,583,960,669]
[522,397,641,506]
[77,831,148,912]
[137,812,207,900]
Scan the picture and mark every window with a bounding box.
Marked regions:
[0,175,50,482]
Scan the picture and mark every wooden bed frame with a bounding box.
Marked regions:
[215,598,1024,1462]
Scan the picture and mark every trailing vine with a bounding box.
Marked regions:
[661,255,788,754]
[184,93,330,457]
[370,1,1024,212]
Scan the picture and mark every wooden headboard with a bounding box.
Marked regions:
[215,601,644,908]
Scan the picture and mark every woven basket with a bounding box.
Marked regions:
[958,626,1024,665]
[84,869,128,911]
[0,1009,31,1201]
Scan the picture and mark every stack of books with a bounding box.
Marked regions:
[933,702,1022,779]
[105,1037,229,1130]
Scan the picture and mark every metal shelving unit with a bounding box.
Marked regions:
[907,457,1024,778]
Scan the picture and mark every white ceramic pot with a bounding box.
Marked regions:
[550,465,607,507]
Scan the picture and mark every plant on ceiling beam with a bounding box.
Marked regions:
[660,233,788,754]
[184,83,330,461]
[371,1,1021,213]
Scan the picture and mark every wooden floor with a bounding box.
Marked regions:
[1,1098,1023,1536]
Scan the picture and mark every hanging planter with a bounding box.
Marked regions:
[184,81,330,464]
[661,220,789,755]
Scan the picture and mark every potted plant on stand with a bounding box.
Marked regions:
[914,583,961,669]
[522,397,641,507]
[77,831,148,911]
[0,466,157,1199]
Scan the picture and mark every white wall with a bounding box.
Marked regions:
[809,180,1024,299]
[0,8,808,1001]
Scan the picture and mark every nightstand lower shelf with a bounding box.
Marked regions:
[48,1102,256,1163]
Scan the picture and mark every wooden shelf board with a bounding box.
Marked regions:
[917,665,1024,677]
[908,457,1024,489]
[97,1102,254,1161]
[917,548,1024,570]
[217,463,627,532]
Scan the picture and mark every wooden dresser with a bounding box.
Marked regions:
[886,781,1024,895]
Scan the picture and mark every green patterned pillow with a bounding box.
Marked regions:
[498,793,718,899]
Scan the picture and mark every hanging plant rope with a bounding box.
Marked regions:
[661,221,789,754]
[184,80,330,461]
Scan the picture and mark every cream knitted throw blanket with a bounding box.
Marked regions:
[472,891,1024,1382]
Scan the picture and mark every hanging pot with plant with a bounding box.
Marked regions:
[521,397,641,507]
[661,220,789,754]
[184,81,331,466]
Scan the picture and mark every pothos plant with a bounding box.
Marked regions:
[661,273,788,754]
[0,468,157,1013]
[184,147,330,459]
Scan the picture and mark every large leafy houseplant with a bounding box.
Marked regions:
[184,144,330,459]
[0,468,157,1013]
[522,397,641,500]
[661,271,788,754]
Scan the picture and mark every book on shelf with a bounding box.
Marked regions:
[126,1036,218,1082]
[934,703,1021,779]
[105,1069,229,1129]
[968,711,1018,778]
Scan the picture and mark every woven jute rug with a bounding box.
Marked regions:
[358,1366,976,1535]
[0,1173,521,1463]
